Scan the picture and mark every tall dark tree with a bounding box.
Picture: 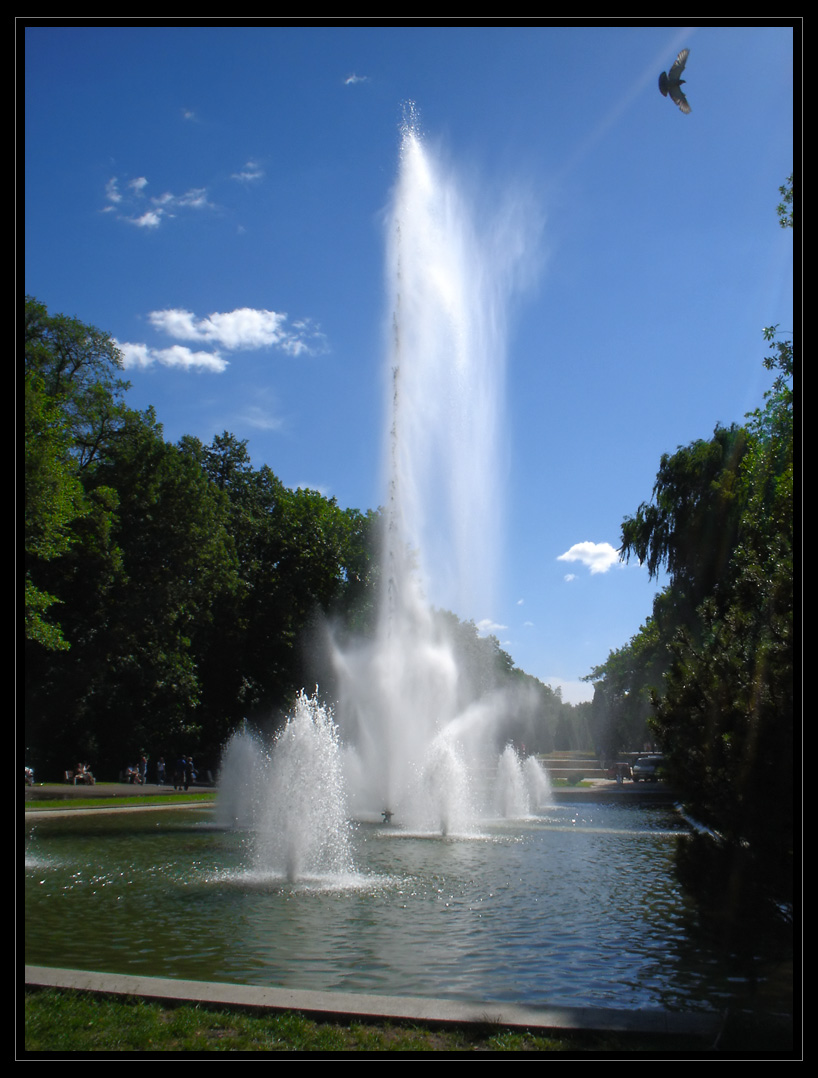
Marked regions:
[24,296,131,651]
[26,409,240,775]
[612,327,793,923]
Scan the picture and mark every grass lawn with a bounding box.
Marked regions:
[24,790,217,810]
[23,988,716,1054]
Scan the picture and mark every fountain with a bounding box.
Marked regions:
[24,113,789,1022]
[219,108,549,860]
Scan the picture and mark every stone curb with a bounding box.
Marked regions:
[25,965,721,1040]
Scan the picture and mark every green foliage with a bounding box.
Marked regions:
[24,296,144,654]
[776,173,793,230]
[585,610,665,755]
[24,296,132,469]
[620,424,751,610]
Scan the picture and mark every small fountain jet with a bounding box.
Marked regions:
[658,48,691,114]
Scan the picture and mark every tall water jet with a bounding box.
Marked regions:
[218,108,545,842]
[333,107,540,830]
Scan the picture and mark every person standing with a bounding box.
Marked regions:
[184,756,196,791]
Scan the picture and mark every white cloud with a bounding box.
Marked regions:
[148,307,311,353]
[104,177,122,204]
[116,340,227,373]
[173,187,210,209]
[130,209,164,229]
[344,73,369,85]
[116,305,326,376]
[557,541,622,575]
[476,618,507,635]
[232,160,264,182]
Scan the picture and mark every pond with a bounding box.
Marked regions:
[24,800,769,1013]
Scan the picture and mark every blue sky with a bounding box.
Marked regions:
[24,23,795,704]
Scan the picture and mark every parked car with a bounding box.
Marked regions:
[631,755,665,782]
[605,761,632,783]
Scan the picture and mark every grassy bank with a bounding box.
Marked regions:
[24,790,217,810]
[23,987,712,1054]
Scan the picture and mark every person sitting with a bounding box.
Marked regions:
[73,763,95,786]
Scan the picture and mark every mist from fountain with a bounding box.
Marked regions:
[332,107,543,832]
[217,108,547,867]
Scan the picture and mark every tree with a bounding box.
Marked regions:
[776,173,793,230]
[585,609,667,758]
[25,408,240,775]
[190,433,383,737]
[24,296,132,469]
[24,368,89,649]
[620,424,751,613]
[614,328,793,923]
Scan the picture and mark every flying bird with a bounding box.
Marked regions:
[658,48,691,114]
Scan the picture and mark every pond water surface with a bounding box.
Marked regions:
[24,801,772,1013]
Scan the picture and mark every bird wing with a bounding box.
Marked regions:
[669,48,689,80]
[669,85,691,114]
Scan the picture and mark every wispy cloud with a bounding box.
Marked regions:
[117,306,327,373]
[557,541,622,576]
[102,174,214,227]
[104,177,122,205]
[231,160,264,183]
[240,404,285,431]
[344,73,369,85]
[476,618,508,635]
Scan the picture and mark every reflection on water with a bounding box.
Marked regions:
[24,802,777,1011]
